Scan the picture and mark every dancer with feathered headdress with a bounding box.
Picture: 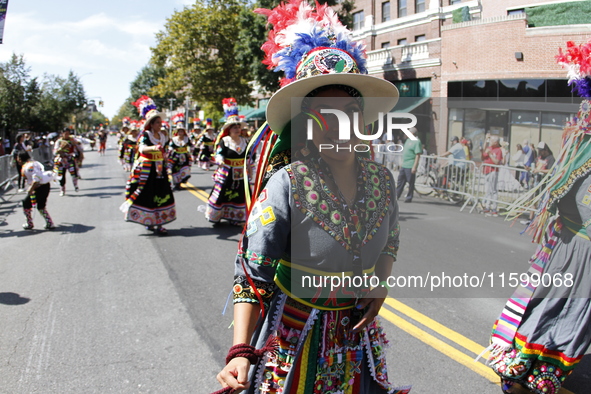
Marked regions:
[120,96,175,235]
[214,1,410,393]
[487,39,591,394]
[168,112,193,189]
[203,99,249,225]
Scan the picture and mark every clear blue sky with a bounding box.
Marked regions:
[0,0,194,119]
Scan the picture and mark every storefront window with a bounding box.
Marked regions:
[463,80,498,97]
[499,79,544,100]
[541,112,571,154]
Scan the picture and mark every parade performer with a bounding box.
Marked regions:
[118,117,131,168]
[119,120,140,172]
[98,128,108,156]
[214,1,410,393]
[196,119,216,170]
[168,112,193,189]
[487,40,591,394]
[191,119,202,163]
[17,151,56,230]
[204,100,248,225]
[53,128,80,196]
[120,96,176,235]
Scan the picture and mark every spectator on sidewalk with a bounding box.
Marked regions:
[511,143,526,183]
[520,142,556,225]
[396,127,422,203]
[441,135,467,183]
[480,134,503,216]
[11,133,28,191]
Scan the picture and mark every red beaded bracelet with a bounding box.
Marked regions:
[210,338,278,394]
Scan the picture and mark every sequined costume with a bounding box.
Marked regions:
[205,136,248,224]
[167,135,193,188]
[122,131,176,227]
[232,154,410,394]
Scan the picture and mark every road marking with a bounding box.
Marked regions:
[379,305,501,384]
[184,180,575,393]
[384,298,485,357]
[183,182,209,203]
[380,299,575,394]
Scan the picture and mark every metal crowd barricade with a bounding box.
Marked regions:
[414,155,478,208]
[471,162,534,213]
[0,146,54,195]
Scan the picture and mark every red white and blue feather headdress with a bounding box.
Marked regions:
[556,39,591,98]
[256,0,367,87]
[172,112,186,129]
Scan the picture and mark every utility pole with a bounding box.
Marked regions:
[168,98,176,121]
[185,97,191,130]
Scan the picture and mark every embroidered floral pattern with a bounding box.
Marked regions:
[232,275,276,307]
[288,158,392,252]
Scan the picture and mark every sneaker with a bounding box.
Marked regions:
[520,220,531,225]
[75,186,79,192]
[44,224,56,230]
[18,188,25,193]
[485,210,499,217]
[22,223,34,230]
[59,191,65,196]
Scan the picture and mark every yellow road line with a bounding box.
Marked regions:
[384,297,485,357]
[381,300,575,394]
[183,182,209,203]
[379,306,501,384]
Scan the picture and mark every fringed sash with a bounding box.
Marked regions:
[489,218,562,355]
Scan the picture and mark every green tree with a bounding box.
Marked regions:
[151,0,253,112]
[29,71,87,134]
[0,54,40,142]
[114,63,175,127]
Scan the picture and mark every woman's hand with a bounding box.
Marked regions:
[216,357,251,393]
[351,286,388,334]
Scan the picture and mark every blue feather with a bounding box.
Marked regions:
[571,77,591,98]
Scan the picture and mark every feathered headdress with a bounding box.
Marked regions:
[172,112,186,128]
[122,117,131,127]
[255,0,367,87]
[556,39,591,97]
[505,42,591,242]
[132,95,158,119]
[222,98,239,119]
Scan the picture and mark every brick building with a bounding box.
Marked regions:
[349,0,591,159]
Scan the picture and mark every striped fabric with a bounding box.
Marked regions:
[491,219,562,349]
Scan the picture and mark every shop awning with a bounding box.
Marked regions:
[245,107,267,121]
[391,96,430,113]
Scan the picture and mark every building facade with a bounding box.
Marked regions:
[350,0,591,160]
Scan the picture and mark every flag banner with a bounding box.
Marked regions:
[0,0,9,44]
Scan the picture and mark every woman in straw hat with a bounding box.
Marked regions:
[168,112,193,189]
[486,40,591,394]
[214,1,409,393]
[204,99,249,225]
[196,118,217,170]
[120,96,175,235]
[119,119,140,172]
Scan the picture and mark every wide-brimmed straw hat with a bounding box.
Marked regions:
[258,0,399,134]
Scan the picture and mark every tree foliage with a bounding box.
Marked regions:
[151,0,253,112]
[113,63,174,126]
[29,71,87,133]
[0,54,40,141]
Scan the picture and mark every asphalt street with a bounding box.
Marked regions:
[0,145,588,393]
